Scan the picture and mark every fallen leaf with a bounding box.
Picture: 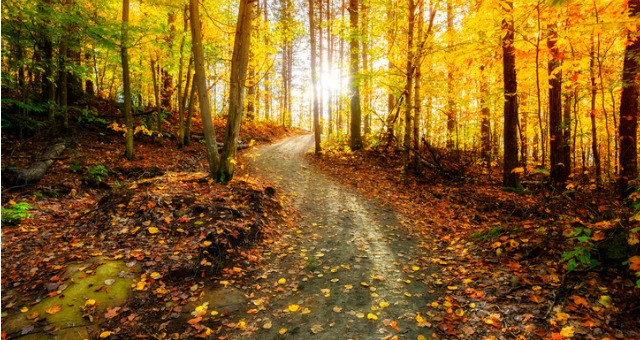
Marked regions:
[288,304,300,312]
[148,227,159,234]
[279,328,287,335]
[310,324,324,334]
[367,313,378,320]
[560,325,575,338]
[46,305,62,315]
[278,278,287,285]
[99,331,112,338]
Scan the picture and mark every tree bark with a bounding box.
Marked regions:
[12,143,67,185]
[618,0,640,196]
[502,1,520,188]
[121,0,134,160]
[548,22,568,186]
[589,35,602,185]
[403,0,415,170]
[217,0,255,182]
[190,0,220,175]
[348,0,363,150]
[309,0,322,154]
[480,65,491,165]
[446,0,455,150]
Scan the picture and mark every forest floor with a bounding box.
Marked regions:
[1,123,639,339]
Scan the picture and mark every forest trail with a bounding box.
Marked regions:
[223,135,442,339]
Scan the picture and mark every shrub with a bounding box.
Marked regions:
[2,202,33,225]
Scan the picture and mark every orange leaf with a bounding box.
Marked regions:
[46,305,62,315]
[188,317,203,325]
[629,256,640,272]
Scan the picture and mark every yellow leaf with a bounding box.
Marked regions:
[560,325,575,338]
[20,307,29,313]
[203,240,212,246]
[99,331,112,338]
[379,301,390,308]
[148,227,159,234]
[263,321,272,329]
[150,272,162,280]
[447,286,458,290]
[404,292,412,297]
[26,311,40,320]
[356,312,365,318]
[455,309,465,317]
[367,313,378,320]
[469,303,476,308]
[232,267,242,273]
[135,281,146,290]
[46,305,62,315]
[278,328,288,335]
[236,321,246,330]
[416,313,426,323]
[85,299,96,307]
[278,278,287,285]
[344,284,353,290]
[511,167,524,174]
[210,310,219,316]
[411,265,420,271]
[302,307,311,314]
[288,304,300,312]
[418,336,427,340]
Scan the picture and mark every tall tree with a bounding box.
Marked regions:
[589,35,602,185]
[445,0,455,150]
[348,0,363,150]
[403,0,416,170]
[121,0,134,160]
[502,0,520,188]
[618,0,640,196]
[309,0,322,154]
[217,0,256,182]
[548,22,569,186]
[190,0,220,176]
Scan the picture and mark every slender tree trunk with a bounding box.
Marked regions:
[151,56,162,133]
[412,0,424,171]
[502,1,520,188]
[548,22,568,186]
[348,0,363,150]
[589,36,602,185]
[190,0,219,175]
[445,0,455,150]
[402,0,415,170]
[185,72,196,146]
[121,0,134,160]
[310,0,322,154]
[480,65,491,165]
[618,0,640,196]
[217,0,255,182]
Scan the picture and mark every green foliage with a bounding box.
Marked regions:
[77,107,109,125]
[88,165,108,182]
[561,228,599,272]
[470,227,502,242]
[2,202,33,225]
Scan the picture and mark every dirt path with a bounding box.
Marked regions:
[224,135,442,339]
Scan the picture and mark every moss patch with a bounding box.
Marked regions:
[2,259,136,339]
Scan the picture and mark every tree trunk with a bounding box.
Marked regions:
[589,36,602,185]
[480,65,491,165]
[185,72,196,146]
[548,22,568,186]
[12,142,67,185]
[150,56,163,134]
[310,0,322,154]
[217,0,255,182]
[348,0,363,150]
[121,0,134,160]
[190,0,220,175]
[502,1,520,188]
[446,0,455,150]
[618,0,640,196]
